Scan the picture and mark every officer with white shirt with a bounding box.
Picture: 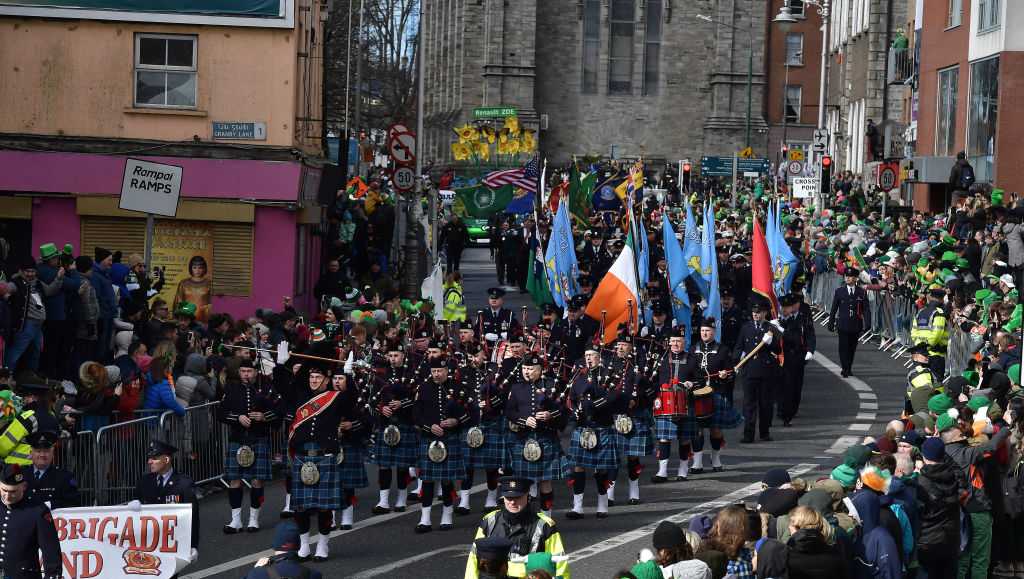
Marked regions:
[132,439,199,556]
[25,431,79,509]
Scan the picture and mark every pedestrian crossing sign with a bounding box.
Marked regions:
[738,147,755,159]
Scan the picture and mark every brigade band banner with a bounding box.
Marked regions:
[152,221,214,323]
[52,504,193,579]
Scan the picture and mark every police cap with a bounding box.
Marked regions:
[146,439,178,459]
[779,293,800,307]
[28,430,58,450]
[909,343,930,357]
[487,287,506,299]
[475,536,514,561]
[568,295,588,311]
[0,464,26,486]
[498,475,532,498]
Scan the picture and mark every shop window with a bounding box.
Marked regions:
[135,33,197,108]
[608,0,634,94]
[968,56,998,180]
[936,66,959,156]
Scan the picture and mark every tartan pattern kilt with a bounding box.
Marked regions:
[686,393,744,432]
[465,419,508,470]
[508,433,568,482]
[290,443,342,511]
[654,416,682,441]
[223,440,272,482]
[370,423,419,468]
[417,431,466,482]
[336,440,369,489]
[613,410,655,457]
[567,426,620,471]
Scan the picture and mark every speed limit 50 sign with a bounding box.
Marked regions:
[392,166,416,191]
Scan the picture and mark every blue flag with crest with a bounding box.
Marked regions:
[702,204,722,341]
[544,201,581,309]
[662,213,692,344]
[766,201,798,298]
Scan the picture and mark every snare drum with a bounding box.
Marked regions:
[653,385,686,418]
[690,385,715,421]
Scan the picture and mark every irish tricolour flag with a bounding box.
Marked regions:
[585,245,639,344]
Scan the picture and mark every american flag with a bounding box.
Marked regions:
[482,156,540,193]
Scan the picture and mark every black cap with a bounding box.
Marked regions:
[306,360,330,376]
[15,370,51,395]
[652,521,686,550]
[428,357,449,369]
[652,303,667,316]
[146,439,178,459]
[487,287,506,299]
[929,288,946,299]
[670,326,687,338]
[845,268,860,278]
[909,342,930,356]
[475,536,514,561]
[699,317,717,329]
[414,328,432,340]
[780,293,800,307]
[568,295,588,311]
[750,301,769,313]
[237,358,257,370]
[28,430,58,450]
[522,353,543,367]
[385,341,405,353]
[458,321,475,331]
[508,331,525,344]
[0,464,26,486]
[498,475,532,498]
[428,339,445,350]
[542,303,559,315]
[720,286,734,298]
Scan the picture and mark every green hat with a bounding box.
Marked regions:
[955,258,969,270]
[935,413,957,433]
[830,464,858,488]
[940,251,957,264]
[38,243,58,261]
[175,302,197,318]
[992,188,1005,206]
[1010,364,1021,385]
[628,561,663,579]
[61,243,74,256]
[526,553,556,574]
[927,393,953,415]
[917,257,930,268]
[963,370,980,387]
[966,395,991,412]
[942,234,957,246]
[843,444,873,469]
[975,289,993,302]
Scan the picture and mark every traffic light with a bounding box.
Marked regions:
[781,144,789,160]
[819,155,833,193]
[682,162,692,192]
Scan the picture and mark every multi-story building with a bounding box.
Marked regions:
[0,0,328,317]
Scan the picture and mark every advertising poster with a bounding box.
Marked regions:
[151,221,214,322]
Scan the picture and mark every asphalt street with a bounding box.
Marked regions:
[181,247,907,579]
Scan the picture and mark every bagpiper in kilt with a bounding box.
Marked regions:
[218,357,281,535]
[684,317,742,474]
[652,327,694,483]
[413,357,472,533]
[287,362,347,562]
[565,346,622,519]
[457,342,509,516]
[505,353,569,519]
[369,344,420,515]
[606,335,656,506]
[331,370,371,531]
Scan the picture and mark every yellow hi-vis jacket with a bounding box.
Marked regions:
[465,508,569,579]
[910,304,949,357]
[0,410,37,465]
[443,282,467,322]
[906,364,940,399]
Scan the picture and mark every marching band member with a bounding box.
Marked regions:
[219,358,281,534]
[505,353,568,519]
[652,327,692,483]
[566,346,621,519]
[459,343,508,515]
[332,369,370,531]
[370,343,419,514]
[684,317,741,473]
[607,333,655,505]
[413,357,472,533]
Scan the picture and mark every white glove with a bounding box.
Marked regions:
[640,326,649,337]
[146,289,158,298]
[276,341,290,365]
[343,350,354,374]
[190,548,199,563]
[804,351,813,361]
[485,333,499,342]
[500,331,508,340]
[761,332,773,345]
[127,500,142,512]
[770,320,783,332]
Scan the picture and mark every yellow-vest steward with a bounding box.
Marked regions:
[444,282,467,322]
[0,410,37,465]
[906,364,939,398]
[465,508,569,579]
[910,304,949,357]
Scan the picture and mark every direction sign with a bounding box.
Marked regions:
[473,106,517,119]
[792,177,819,199]
[699,156,770,177]
[787,160,804,176]
[878,163,899,192]
[812,129,828,152]
[392,166,416,191]
[389,131,416,166]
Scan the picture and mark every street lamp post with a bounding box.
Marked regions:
[774,0,830,211]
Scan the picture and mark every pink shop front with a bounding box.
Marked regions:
[0,150,324,319]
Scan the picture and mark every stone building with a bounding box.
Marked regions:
[420,0,770,167]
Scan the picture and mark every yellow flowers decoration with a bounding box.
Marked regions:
[450,115,532,163]
[454,124,478,143]
[480,125,497,144]
[521,130,536,153]
[451,142,472,161]
[475,141,490,161]
[503,115,520,136]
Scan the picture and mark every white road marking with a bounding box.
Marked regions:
[855,413,878,421]
[347,545,467,579]
[858,392,878,400]
[861,402,879,410]
[848,423,872,431]
[825,435,862,454]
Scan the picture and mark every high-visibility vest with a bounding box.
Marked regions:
[906,364,938,398]
[910,305,949,356]
[0,410,36,465]
[443,283,467,322]
[465,510,569,579]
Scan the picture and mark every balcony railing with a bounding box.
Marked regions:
[887,47,914,85]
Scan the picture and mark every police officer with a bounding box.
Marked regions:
[643,303,673,341]
[506,354,568,519]
[482,288,521,345]
[133,439,199,556]
[778,293,816,427]
[242,521,323,579]
[464,476,569,579]
[905,343,940,414]
[550,296,598,365]
[719,288,745,356]
[566,346,620,519]
[414,357,471,533]
[219,358,281,534]
[734,302,781,443]
[470,536,514,579]
[685,317,739,472]
[828,268,871,377]
[369,343,418,515]
[25,431,79,509]
[911,288,950,379]
[0,464,62,579]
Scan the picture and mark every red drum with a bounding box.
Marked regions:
[654,384,686,418]
[690,386,715,421]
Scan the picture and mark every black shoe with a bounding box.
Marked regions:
[607,499,615,507]
[740,437,755,444]
[629,498,641,505]
[372,505,391,515]
[246,525,260,533]
[651,475,668,484]
[394,505,407,512]
[339,524,352,530]
[440,523,454,531]
[222,525,241,535]
[713,466,724,472]
[596,511,609,519]
[279,510,293,519]
[455,506,471,516]
[760,435,774,442]
[783,420,792,427]
[414,524,432,534]
[690,468,705,475]
[566,510,584,520]
[313,556,328,562]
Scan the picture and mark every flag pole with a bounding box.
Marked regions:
[627,163,645,328]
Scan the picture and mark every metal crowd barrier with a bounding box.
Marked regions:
[94,415,161,506]
[160,401,229,486]
[55,430,96,506]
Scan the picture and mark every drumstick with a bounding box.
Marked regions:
[734,340,767,371]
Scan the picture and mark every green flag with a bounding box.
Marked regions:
[452,184,515,218]
[526,239,553,307]
[568,165,596,225]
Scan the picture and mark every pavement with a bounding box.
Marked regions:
[180,247,908,579]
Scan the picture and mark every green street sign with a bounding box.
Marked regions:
[473,106,518,119]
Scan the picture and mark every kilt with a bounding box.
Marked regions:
[417,431,466,482]
[223,440,272,482]
[567,426,619,471]
[689,393,744,431]
[508,434,568,482]
[336,440,369,489]
[612,410,655,457]
[290,442,342,511]
[654,416,687,441]
[371,423,419,468]
[465,419,508,470]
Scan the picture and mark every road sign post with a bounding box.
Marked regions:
[119,158,183,269]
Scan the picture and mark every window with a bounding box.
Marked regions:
[608,0,634,94]
[582,0,600,94]
[947,0,962,27]
[784,85,802,123]
[643,0,662,96]
[936,66,959,156]
[134,34,197,108]
[968,57,998,178]
[785,33,804,65]
[787,0,805,17]
[978,0,1000,32]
